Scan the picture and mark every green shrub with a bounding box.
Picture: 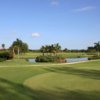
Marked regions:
[0,51,13,61]
[88,56,100,60]
[36,55,66,63]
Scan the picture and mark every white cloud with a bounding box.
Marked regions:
[73,6,96,12]
[50,0,59,6]
[32,32,40,37]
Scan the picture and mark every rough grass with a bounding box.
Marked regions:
[0,59,100,100]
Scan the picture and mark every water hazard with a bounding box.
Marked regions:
[27,58,88,63]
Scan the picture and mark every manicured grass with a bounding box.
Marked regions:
[15,52,42,59]
[0,67,46,83]
[0,59,100,100]
[57,52,87,58]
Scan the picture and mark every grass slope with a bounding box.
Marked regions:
[0,59,100,100]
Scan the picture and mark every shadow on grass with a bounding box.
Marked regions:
[44,67,100,80]
[32,88,100,100]
[0,78,100,100]
[0,78,37,100]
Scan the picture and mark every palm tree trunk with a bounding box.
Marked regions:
[13,48,15,57]
[18,47,20,59]
[43,52,44,56]
[98,51,100,56]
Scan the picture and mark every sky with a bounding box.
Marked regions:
[0,0,100,50]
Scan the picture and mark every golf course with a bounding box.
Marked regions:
[0,0,100,99]
[0,57,100,100]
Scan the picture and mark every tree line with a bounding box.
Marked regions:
[0,38,28,57]
[0,39,100,56]
[40,43,61,56]
[87,41,100,56]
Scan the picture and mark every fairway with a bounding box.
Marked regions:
[15,52,87,59]
[0,60,100,100]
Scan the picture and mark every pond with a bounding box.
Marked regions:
[66,58,88,63]
[27,58,88,63]
[27,59,36,63]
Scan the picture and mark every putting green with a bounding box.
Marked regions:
[24,72,100,91]
[24,70,100,100]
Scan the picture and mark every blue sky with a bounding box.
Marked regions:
[0,0,100,49]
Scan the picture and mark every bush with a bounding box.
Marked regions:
[0,51,13,61]
[88,56,100,60]
[0,58,6,62]
[36,55,66,63]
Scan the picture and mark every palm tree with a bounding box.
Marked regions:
[45,45,50,55]
[50,43,61,55]
[40,44,62,56]
[40,46,45,56]
[49,44,55,55]
[54,43,61,54]
[2,44,5,50]
[94,41,100,56]
[12,46,20,58]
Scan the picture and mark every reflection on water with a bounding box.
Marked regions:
[66,58,88,63]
